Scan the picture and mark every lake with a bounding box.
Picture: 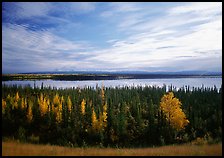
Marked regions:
[2,77,222,91]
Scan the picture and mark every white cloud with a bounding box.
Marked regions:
[169,2,221,16]
[100,2,141,18]
[2,2,222,73]
[2,23,95,72]
[4,2,96,21]
[14,2,52,19]
[3,23,87,52]
[70,2,95,13]
[110,2,141,12]
[91,2,222,71]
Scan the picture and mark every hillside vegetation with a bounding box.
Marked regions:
[2,84,222,148]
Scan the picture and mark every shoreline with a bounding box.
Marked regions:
[2,74,222,81]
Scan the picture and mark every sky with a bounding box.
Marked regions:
[2,2,222,74]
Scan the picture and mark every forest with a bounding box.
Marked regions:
[2,73,220,81]
[2,83,222,148]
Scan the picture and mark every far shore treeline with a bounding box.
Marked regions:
[2,83,222,147]
[2,73,222,81]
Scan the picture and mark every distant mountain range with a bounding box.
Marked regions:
[2,70,221,81]
[19,70,222,76]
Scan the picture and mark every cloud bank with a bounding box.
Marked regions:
[2,2,222,73]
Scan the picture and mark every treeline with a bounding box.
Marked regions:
[2,73,220,81]
[2,84,222,147]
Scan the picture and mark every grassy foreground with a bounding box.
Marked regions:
[2,141,222,156]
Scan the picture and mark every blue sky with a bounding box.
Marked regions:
[2,2,222,73]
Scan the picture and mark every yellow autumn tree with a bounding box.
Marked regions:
[102,103,107,129]
[2,99,6,114]
[59,97,63,113]
[14,91,20,109]
[24,98,27,109]
[91,103,107,132]
[53,93,60,106]
[15,91,20,102]
[52,94,63,124]
[38,93,48,117]
[81,99,86,115]
[160,92,189,131]
[101,85,105,105]
[94,84,107,131]
[99,113,103,131]
[55,109,62,123]
[60,96,64,105]
[20,97,27,110]
[67,96,72,113]
[47,98,51,113]
[52,93,60,123]
[91,107,98,131]
[27,101,33,123]
[57,108,63,123]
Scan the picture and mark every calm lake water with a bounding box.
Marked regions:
[2,77,222,90]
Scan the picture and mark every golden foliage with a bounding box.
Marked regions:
[67,96,72,113]
[59,99,63,112]
[24,98,27,109]
[91,103,108,132]
[101,85,105,105]
[60,96,64,105]
[48,98,51,113]
[55,110,62,123]
[15,91,20,102]
[13,92,20,109]
[2,99,6,114]
[52,93,63,123]
[14,102,18,109]
[20,98,27,110]
[54,106,62,123]
[160,92,189,131]
[81,99,86,115]
[53,93,60,106]
[90,84,108,132]
[51,103,55,112]
[27,102,33,123]
[91,107,98,131]
[38,93,48,117]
